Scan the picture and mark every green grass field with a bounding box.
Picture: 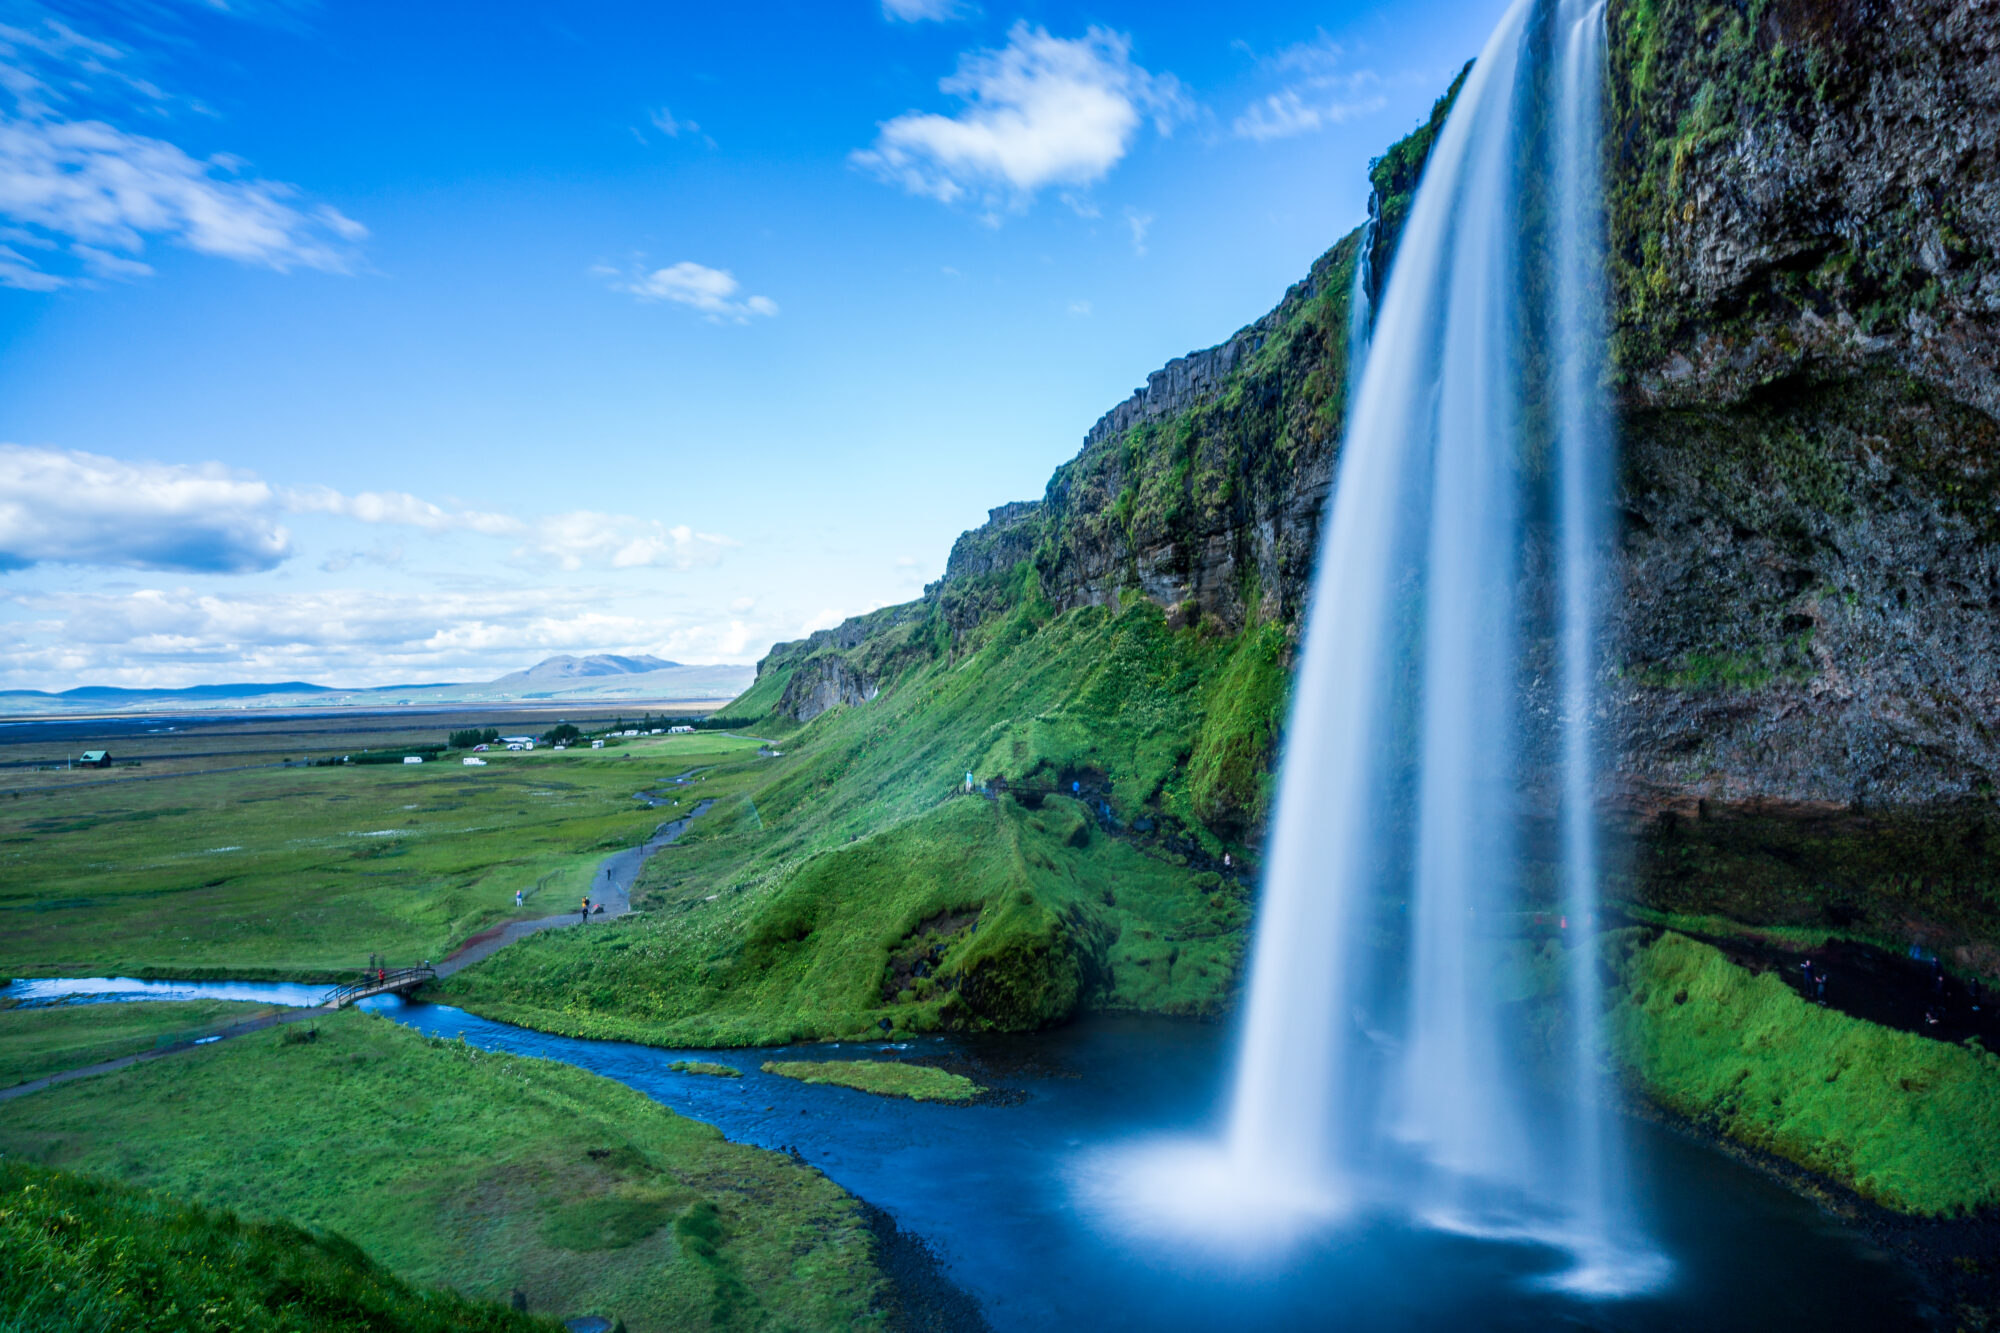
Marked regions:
[0,1005,886,1331]
[0,733,765,980]
[1610,929,2000,1215]
[0,998,275,1085]
[2,1158,554,1332]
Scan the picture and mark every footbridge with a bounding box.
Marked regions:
[322,965,435,1009]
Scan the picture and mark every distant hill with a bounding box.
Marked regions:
[0,654,753,716]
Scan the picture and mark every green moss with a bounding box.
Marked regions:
[668,1060,742,1078]
[1611,930,2000,1215]
[760,1059,982,1104]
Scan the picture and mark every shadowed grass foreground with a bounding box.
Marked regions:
[0,1158,555,1332]
[0,1005,886,1331]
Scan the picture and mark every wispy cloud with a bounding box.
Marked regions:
[514,511,735,572]
[1124,207,1153,256]
[852,23,1190,216]
[1232,31,1386,142]
[0,17,365,289]
[597,259,778,322]
[0,444,291,573]
[881,0,973,21]
[283,486,521,537]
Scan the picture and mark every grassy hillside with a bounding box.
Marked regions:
[0,1006,885,1331]
[1,1158,554,1333]
[437,594,1277,1046]
[0,732,760,980]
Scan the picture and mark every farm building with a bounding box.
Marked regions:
[78,750,111,768]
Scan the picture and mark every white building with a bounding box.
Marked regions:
[403,756,424,765]
[462,757,487,766]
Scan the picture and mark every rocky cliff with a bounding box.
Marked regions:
[742,0,1999,963]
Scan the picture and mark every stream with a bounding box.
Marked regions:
[0,980,1926,1331]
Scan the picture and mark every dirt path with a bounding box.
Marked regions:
[0,1005,328,1103]
[433,796,713,977]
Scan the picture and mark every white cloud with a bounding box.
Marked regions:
[882,0,970,20]
[1232,33,1386,142]
[0,444,737,576]
[1067,298,1091,317]
[852,23,1190,214]
[0,444,290,573]
[0,584,777,688]
[0,17,364,288]
[601,260,778,322]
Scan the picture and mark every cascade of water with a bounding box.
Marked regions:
[1346,215,1377,390]
[1212,0,1665,1290]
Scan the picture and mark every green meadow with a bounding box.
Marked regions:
[762,1059,982,1104]
[0,1005,886,1332]
[0,733,765,981]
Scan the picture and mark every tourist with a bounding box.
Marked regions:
[514,889,523,906]
[580,897,590,924]
[1814,971,1827,1005]
[965,771,975,793]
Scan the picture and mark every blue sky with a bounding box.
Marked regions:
[0,0,1504,689]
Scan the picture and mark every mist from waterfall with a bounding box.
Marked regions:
[1085,0,1665,1296]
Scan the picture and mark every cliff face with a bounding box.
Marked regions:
[744,0,1999,959]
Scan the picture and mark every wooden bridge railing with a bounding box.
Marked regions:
[321,965,436,1009]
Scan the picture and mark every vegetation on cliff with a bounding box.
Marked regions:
[1611,930,2000,1215]
[0,1158,554,1333]
[0,1006,888,1330]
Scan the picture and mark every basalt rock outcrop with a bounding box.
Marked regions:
[744,0,1999,964]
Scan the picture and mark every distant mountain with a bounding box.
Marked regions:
[0,681,334,703]
[0,655,752,716]
[487,654,681,688]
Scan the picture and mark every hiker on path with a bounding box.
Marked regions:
[580,897,591,925]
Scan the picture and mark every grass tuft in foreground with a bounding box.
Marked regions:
[0,1158,554,1332]
[762,1059,982,1104]
[1610,929,2000,1215]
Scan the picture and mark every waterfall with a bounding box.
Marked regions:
[1214,0,1663,1291]
[1346,214,1377,391]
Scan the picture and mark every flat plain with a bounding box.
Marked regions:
[0,715,767,980]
